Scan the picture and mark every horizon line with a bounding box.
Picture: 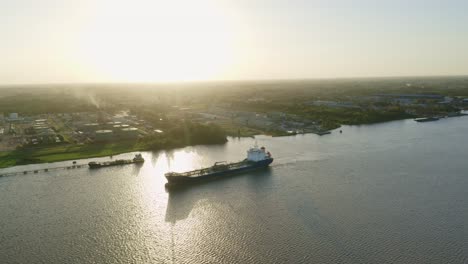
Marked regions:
[1,74,468,88]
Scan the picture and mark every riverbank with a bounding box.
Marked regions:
[0,130,309,169]
[0,139,228,169]
[0,142,143,168]
[0,113,459,169]
[0,120,229,169]
[0,120,395,169]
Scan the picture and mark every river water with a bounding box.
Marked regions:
[0,118,467,263]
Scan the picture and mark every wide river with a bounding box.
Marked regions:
[0,118,467,263]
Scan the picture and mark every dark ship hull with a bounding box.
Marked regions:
[415,117,439,122]
[88,154,144,169]
[88,160,143,169]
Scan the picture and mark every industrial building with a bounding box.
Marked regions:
[105,121,122,129]
[95,130,113,141]
[82,123,100,133]
[33,119,54,136]
[120,127,139,139]
[6,113,24,122]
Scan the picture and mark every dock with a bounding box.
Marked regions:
[0,164,87,178]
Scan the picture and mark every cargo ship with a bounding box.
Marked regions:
[88,154,144,169]
[165,145,273,187]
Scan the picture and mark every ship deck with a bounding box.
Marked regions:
[167,160,250,178]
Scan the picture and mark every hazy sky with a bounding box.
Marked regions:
[1,0,468,84]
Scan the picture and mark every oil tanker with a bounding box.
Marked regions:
[165,145,273,187]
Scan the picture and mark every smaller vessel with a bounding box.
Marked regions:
[414,117,439,122]
[88,154,145,169]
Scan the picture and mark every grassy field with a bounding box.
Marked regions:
[217,122,262,137]
[0,141,145,169]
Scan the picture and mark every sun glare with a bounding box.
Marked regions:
[82,0,235,82]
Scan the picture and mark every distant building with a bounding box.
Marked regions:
[120,127,139,139]
[95,130,113,141]
[443,96,453,103]
[9,113,18,120]
[105,121,122,129]
[82,123,100,132]
[34,126,50,135]
[6,113,24,122]
[376,94,444,100]
[309,101,358,108]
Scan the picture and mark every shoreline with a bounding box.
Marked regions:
[0,122,387,170]
[0,115,458,170]
[0,140,224,170]
[0,129,348,170]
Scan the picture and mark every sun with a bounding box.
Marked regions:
[82,0,235,82]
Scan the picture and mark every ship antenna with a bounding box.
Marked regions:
[254,139,258,148]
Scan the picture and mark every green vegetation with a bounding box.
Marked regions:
[217,122,262,137]
[2,77,468,169]
[0,142,143,168]
[139,121,227,149]
[286,105,414,130]
[0,122,227,169]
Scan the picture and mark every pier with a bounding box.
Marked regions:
[0,164,87,177]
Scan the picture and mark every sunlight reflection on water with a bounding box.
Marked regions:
[1,118,467,263]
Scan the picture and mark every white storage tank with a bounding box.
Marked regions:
[120,127,139,139]
[95,130,113,141]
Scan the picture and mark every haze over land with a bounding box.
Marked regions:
[1,0,468,84]
[2,0,468,168]
[1,2,468,263]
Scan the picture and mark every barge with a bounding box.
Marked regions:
[414,117,439,122]
[88,154,144,169]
